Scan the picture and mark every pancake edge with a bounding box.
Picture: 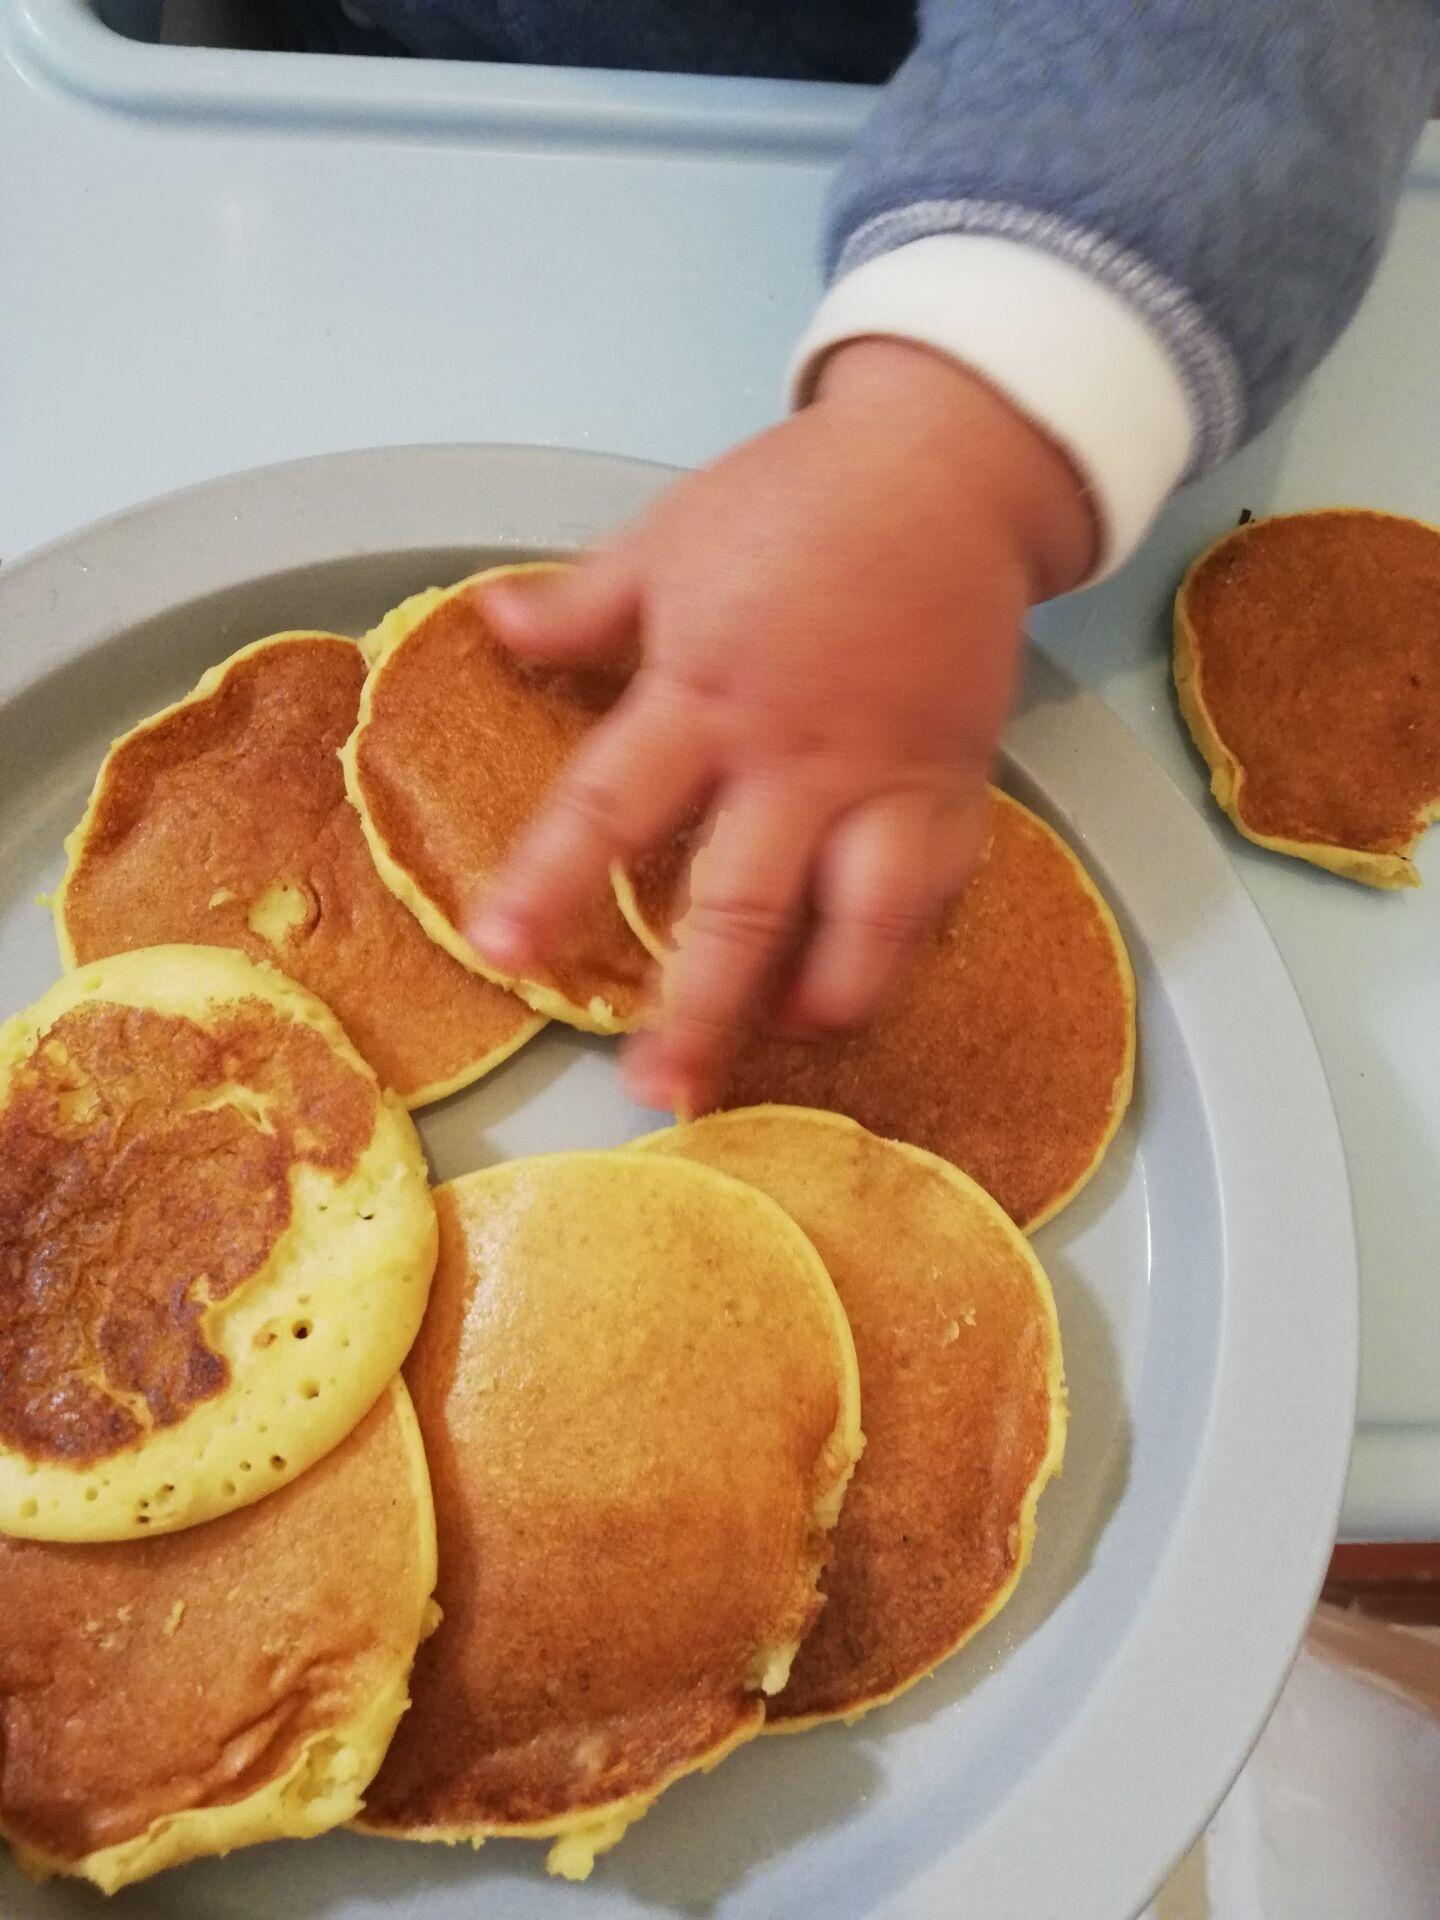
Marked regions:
[399,1010,548,1112]
[343,566,647,1036]
[634,1106,1067,1731]
[2,1379,438,1895]
[992,790,1138,1234]
[355,1704,764,1881]
[52,631,363,975]
[352,1148,863,1874]
[0,944,438,1543]
[611,858,670,965]
[1173,511,1440,890]
[619,788,1137,1235]
[52,629,548,1101]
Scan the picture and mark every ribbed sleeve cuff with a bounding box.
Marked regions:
[790,230,1210,581]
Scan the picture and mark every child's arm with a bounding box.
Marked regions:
[812,0,1440,554]
[475,0,1440,1111]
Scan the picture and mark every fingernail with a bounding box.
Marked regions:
[467,910,531,970]
[771,994,825,1041]
[621,1061,676,1112]
[620,1047,687,1114]
[478,581,542,632]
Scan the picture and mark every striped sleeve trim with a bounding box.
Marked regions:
[837,198,1244,478]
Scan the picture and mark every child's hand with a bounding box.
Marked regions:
[468,339,1094,1111]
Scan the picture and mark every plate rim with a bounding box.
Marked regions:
[0,443,1358,1920]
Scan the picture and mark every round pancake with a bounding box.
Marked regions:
[55,632,543,1107]
[0,1380,436,1894]
[1174,509,1440,888]
[619,789,1135,1232]
[357,1151,861,1878]
[343,567,653,1033]
[0,945,437,1543]
[638,1108,1065,1726]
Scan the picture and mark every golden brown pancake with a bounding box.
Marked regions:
[620,789,1135,1232]
[639,1108,1065,1727]
[0,1381,436,1893]
[1174,509,1440,888]
[343,569,653,1033]
[0,946,436,1542]
[56,631,543,1107]
[358,1151,861,1877]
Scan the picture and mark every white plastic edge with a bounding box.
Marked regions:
[6,0,869,154]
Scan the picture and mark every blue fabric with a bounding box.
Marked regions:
[284,1,409,54]
[829,1,1440,465]
[300,1,1440,467]
[290,2,914,80]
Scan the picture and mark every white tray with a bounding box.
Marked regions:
[0,445,1357,1920]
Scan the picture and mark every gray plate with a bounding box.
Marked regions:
[0,445,1356,1920]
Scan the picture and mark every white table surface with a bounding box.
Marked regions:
[3,2,1437,1537]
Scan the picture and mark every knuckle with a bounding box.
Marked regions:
[677,1005,742,1043]
[843,901,932,947]
[554,772,636,848]
[658,660,726,706]
[666,997,745,1051]
[777,746,860,803]
[685,893,791,951]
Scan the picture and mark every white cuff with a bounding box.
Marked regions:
[789,233,1197,583]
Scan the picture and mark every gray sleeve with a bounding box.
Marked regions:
[827,0,1440,473]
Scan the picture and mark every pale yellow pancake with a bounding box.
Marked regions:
[55,631,543,1107]
[620,789,1136,1232]
[0,945,436,1542]
[1175,509,1440,887]
[357,1151,861,1877]
[0,1381,436,1893]
[343,567,653,1033]
[639,1107,1065,1726]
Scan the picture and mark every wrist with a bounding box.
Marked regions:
[812,338,1098,602]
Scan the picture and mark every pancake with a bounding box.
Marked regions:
[343,567,653,1033]
[357,1151,861,1877]
[1174,509,1440,888]
[619,789,1135,1232]
[55,631,543,1107]
[0,1380,436,1893]
[0,945,436,1542]
[638,1107,1065,1727]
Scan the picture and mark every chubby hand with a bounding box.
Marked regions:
[468,339,1094,1111]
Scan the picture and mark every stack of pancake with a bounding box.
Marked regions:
[0,567,1135,1894]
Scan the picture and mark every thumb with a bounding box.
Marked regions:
[473,549,640,666]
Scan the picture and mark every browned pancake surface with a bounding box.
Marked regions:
[0,997,373,1468]
[636,791,1134,1230]
[642,1108,1063,1723]
[0,1388,425,1865]
[362,1154,854,1835]
[352,594,650,1023]
[60,636,538,1103]
[1180,511,1440,855]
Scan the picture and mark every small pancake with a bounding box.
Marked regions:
[1174,509,1440,887]
[56,632,543,1107]
[357,1151,861,1877]
[0,1380,436,1894]
[343,568,653,1033]
[619,789,1135,1232]
[639,1107,1065,1726]
[0,945,436,1542]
